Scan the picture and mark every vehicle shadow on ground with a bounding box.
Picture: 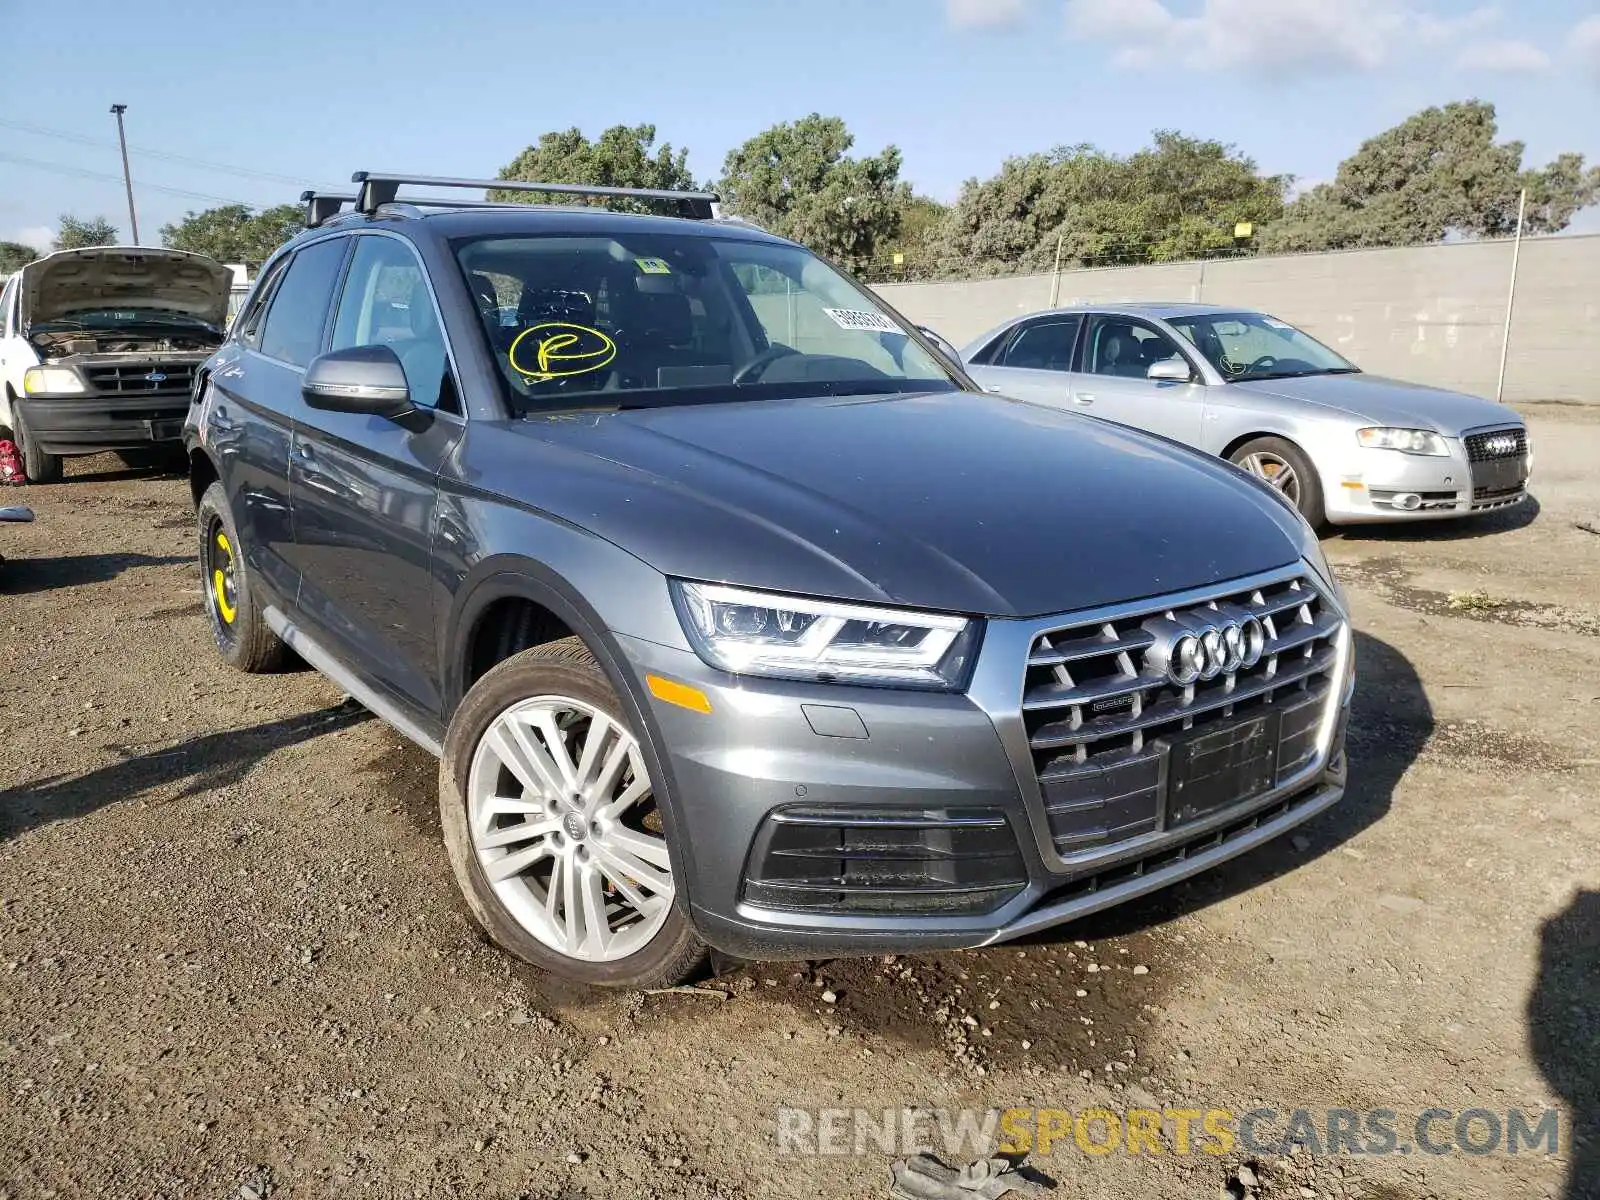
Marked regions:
[0,702,369,842]
[1025,628,1428,942]
[1528,889,1598,1200]
[1327,495,1539,543]
[0,552,189,595]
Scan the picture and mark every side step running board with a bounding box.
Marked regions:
[264,606,444,758]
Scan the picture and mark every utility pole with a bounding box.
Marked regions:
[109,104,139,244]
[1494,188,1526,405]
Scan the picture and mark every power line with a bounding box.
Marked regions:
[0,117,336,191]
[0,151,257,207]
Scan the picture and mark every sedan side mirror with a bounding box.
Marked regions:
[0,505,35,523]
[303,345,415,420]
[917,325,964,366]
[1147,357,1194,383]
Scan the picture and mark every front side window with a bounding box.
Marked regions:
[331,237,450,410]
[1083,316,1191,380]
[998,317,1082,372]
[1168,312,1359,382]
[0,276,18,338]
[257,238,348,368]
[454,233,956,411]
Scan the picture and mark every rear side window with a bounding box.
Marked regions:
[258,238,349,368]
[998,317,1082,372]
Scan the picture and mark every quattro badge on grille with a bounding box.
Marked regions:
[1143,607,1266,686]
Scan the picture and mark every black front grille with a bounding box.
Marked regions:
[1024,575,1342,858]
[80,363,196,396]
[1464,426,1527,463]
[742,807,1027,916]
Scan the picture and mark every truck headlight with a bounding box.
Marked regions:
[22,366,86,396]
[671,581,980,690]
[1356,427,1448,456]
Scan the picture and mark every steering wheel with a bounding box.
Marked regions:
[1245,355,1279,375]
[732,344,799,384]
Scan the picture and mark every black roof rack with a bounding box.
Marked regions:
[350,171,720,221]
[300,190,358,228]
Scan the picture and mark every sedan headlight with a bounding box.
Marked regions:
[22,366,86,396]
[671,581,979,690]
[1356,427,1448,456]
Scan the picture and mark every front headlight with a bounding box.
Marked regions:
[22,366,86,396]
[1356,427,1448,456]
[671,581,980,690]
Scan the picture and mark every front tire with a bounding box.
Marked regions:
[196,481,289,673]
[439,638,706,989]
[1229,435,1325,529]
[14,413,62,484]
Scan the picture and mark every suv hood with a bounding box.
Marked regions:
[19,246,232,330]
[1231,373,1520,433]
[496,391,1309,618]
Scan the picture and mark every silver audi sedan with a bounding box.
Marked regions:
[960,303,1531,528]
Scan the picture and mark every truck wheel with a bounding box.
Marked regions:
[196,481,288,673]
[439,638,706,989]
[1229,436,1325,529]
[14,415,62,484]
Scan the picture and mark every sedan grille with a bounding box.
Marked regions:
[1023,574,1343,859]
[1464,427,1527,463]
[80,363,196,396]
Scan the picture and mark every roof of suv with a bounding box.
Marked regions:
[306,204,790,248]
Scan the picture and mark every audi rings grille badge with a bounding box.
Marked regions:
[1144,609,1266,685]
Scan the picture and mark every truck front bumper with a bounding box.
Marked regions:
[16,393,189,456]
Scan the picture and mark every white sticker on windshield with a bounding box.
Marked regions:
[823,308,900,334]
[1262,317,1291,329]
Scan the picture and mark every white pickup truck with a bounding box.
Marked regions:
[0,246,231,482]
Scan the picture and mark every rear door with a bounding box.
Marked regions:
[1069,314,1206,445]
[964,315,1084,409]
[205,238,348,610]
[288,233,462,721]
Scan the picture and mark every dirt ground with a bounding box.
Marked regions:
[2,406,1596,1200]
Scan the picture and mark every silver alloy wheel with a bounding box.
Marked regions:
[1241,451,1301,504]
[466,695,673,963]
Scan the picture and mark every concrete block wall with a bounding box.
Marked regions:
[875,233,1600,403]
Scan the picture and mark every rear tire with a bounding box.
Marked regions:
[1229,435,1325,530]
[196,481,289,673]
[439,638,706,989]
[14,414,62,484]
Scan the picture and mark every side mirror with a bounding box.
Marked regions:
[917,325,964,366]
[0,505,35,523]
[1147,357,1193,383]
[303,345,415,420]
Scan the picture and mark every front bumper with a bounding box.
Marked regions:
[614,568,1354,961]
[15,393,189,456]
[1322,426,1531,523]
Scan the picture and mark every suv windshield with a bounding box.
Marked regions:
[1167,312,1359,382]
[454,233,957,410]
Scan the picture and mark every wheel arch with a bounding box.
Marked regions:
[443,556,702,911]
[188,446,220,510]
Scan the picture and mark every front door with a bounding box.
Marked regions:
[1071,314,1205,446]
[288,234,462,721]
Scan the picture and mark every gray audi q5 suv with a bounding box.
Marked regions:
[184,172,1354,987]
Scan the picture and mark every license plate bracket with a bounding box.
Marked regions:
[1164,711,1282,829]
[1471,457,1526,494]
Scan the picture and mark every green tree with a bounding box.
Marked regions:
[1259,101,1600,253]
[53,215,119,251]
[491,124,697,207]
[718,114,911,271]
[0,241,38,274]
[160,203,302,267]
[924,132,1287,277]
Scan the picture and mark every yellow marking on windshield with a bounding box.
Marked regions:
[508,322,618,382]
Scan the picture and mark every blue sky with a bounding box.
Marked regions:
[3,0,1598,249]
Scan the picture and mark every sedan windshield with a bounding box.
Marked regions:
[1167,312,1359,382]
[454,233,957,411]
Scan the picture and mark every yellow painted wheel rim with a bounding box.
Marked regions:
[211,528,238,626]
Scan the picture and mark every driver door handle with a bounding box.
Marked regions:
[1072,392,1095,405]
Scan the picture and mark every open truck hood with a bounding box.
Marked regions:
[20,246,233,330]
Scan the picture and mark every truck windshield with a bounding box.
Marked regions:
[1167,312,1360,382]
[453,233,958,411]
